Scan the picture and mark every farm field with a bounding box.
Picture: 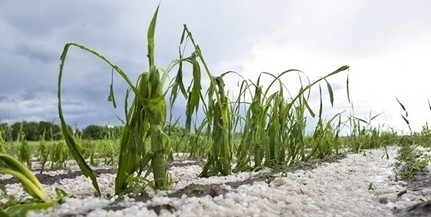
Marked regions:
[1,142,431,216]
[2,134,431,217]
[2,4,431,217]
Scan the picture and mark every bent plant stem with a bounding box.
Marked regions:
[0,154,50,202]
[181,26,233,177]
[58,5,198,194]
[0,153,56,216]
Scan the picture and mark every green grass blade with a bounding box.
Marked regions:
[396,97,411,132]
[396,97,407,112]
[145,5,169,189]
[318,85,323,118]
[324,78,334,107]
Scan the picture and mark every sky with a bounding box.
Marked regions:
[1,0,430,134]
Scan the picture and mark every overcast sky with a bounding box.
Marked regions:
[1,1,430,134]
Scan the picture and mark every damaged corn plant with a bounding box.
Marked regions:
[56,4,350,197]
[234,67,349,172]
[57,6,230,195]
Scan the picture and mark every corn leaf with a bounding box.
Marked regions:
[58,44,101,196]
[0,154,50,202]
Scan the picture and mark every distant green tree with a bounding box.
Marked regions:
[38,121,61,140]
[9,121,62,141]
[82,124,105,140]
[11,121,32,140]
[8,120,113,141]
[24,121,39,141]
[11,122,21,140]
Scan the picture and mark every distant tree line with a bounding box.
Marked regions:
[80,124,122,140]
[0,121,122,141]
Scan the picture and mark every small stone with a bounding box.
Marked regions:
[378,197,388,204]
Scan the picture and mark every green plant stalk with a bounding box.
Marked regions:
[150,125,168,188]
[116,5,172,191]
[200,77,232,177]
[146,70,169,188]
[37,131,47,161]
[18,132,32,169]
[145,5,169,189]
[37,133,50,173]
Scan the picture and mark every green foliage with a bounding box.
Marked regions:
[37,132,50,173]
[121,175,151,198]
[82,125,122,140]
[76,139,94,159]
[57,5,209,194]
[234,66,349,172]
[0,131,7,154]
[394,144,430,180]
[200,75,233,177]
[53,4,356,196]
[413,123,431,147]
[49,140,69,169]
[99,138,117,165]
[0,184,69,217]
[7,4,431,214]
[82,125,105,140]
[17,132,32,169]
[10,121,62,141]
[392,98,431,181]
[0,153,56,216]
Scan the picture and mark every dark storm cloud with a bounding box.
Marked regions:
[11,43,57,64]
[0,96,9,102]
[0,1,120,34]
[1,0,430,132]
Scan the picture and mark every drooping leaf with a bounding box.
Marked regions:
[58,43,101,196]
[108,68,117,108]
